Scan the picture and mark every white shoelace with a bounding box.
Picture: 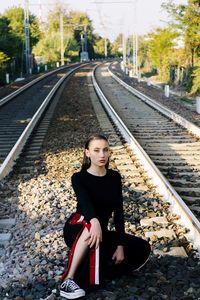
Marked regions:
[61,279,80,291]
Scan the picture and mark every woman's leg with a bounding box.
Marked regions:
[63,227,90,281]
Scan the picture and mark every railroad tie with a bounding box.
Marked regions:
[153,247,188,258]
[140,216,188,257]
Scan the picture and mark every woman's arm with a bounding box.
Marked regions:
[112,245,124,264]
[85,218,102,249]
[114,173,125,246]
[72,173,102,248]
[72,173,96,221]
[112,172,125,263]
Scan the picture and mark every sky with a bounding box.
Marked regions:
[0,0,188,41]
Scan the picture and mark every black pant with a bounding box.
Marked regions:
[63,220,151,289]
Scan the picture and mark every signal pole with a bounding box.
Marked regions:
[132,0,138,76]
[24,0,31,74]
[80,25,89,61]
[104,38,107,58]
[84,25,88,52]
[122,34,126,70]
[60,12,64,66]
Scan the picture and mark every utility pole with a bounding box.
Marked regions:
[84,25,88,52]
[24,0,31,74]
[81,33,84,52]
[127,37,130,64]
[104,38,107,58]
[80,25,89,61]
[132,33,138,75]
[122,34,126,70]
[132,0,138,76]
[38,0,42,24]
[60,12,64,66]
[92,1,132,61]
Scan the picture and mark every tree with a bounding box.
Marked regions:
[110,34,123,57]
[147,27,178,81]
[33,5,97,63]
[0,16,20,58]
[191,65,200,94]
[0,14,23,81]
[4,7,41,49]
[0,51,10,85]
[162,0,200,67]
[183,0,200,67]
[1,7,41,74]
[94,35,107,57]
[33,5,79,63]
[69,10,96,59]
[0,52,10,66]
[162,0,200,92]
[137,35,151,73]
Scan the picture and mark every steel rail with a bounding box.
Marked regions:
[92,65,200,253]
[108,65,200,139]
[0,64,82,180]
[0,63,79,107]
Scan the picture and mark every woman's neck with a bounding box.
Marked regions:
[87,166,107,177]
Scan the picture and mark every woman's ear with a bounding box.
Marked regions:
[85,149,90,157]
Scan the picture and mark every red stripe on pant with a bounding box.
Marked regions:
[61,213,99,285]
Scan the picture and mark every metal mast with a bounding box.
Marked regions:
[123,34,126,69]
[24,0,31,74]
[104,38,107,58]
[60,12,64,66]
[132,0,138,76]
[93,1,132,60]
[84,25,88,52]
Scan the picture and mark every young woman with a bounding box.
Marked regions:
[60,134,151,299]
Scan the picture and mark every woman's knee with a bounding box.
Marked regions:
[79,227,90,242]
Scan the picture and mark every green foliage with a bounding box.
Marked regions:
[111,34,123,57]
[0,16,20,57]
[138,36,151,71]
[33,5,96,63]
[161,0,200,93]
[0,6,41,78]
[4,7,41,48]
[0,52,10,65]
[34,32,61,63]
[147,27,178,81]
[0,51,10,85]
[94,36,106,57]
[162,0,200,66]
[0,14,23,80]
[184,0,200,65]
[191,66,200,95]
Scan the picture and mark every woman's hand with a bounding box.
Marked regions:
[112,245,124,264]
[85,218,102,249]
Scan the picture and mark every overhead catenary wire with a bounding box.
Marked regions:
[92,0,137,74]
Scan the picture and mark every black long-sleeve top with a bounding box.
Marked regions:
[71,169,125,245]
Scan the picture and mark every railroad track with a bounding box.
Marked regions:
[0,63,83,245]
[0,62,200,299]
[0,63,82,179]
[94,63,200,221]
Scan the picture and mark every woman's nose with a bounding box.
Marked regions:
[100,151,105,157]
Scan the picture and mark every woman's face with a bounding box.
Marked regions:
[85,139,110,167]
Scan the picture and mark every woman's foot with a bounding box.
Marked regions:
[60,278,86,299]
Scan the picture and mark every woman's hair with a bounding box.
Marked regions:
[81,133,110,170]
